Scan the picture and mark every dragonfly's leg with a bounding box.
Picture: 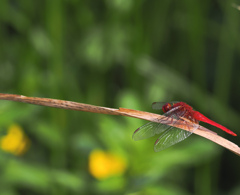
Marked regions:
[156,117,170,125]
[184,120,191,132]
[161,117,172,125]
[157,117,168,122]
[182,118,197,133]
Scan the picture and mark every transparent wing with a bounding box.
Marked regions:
[152,102,167,110]
[132,122,173,141]
[133,105,185,141]
[152,101,179,110]
[154,121,199,152]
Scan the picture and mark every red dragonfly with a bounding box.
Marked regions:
[133,102,237,152]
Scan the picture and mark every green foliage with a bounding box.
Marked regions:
[0,0,239,194]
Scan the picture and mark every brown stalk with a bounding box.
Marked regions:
[0,93,239,156]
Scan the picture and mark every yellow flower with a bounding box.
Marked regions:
[0,124,30,155]
[89,149,127,180]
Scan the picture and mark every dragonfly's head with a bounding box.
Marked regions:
[162,103,172,113]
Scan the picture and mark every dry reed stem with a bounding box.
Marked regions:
[0,93,239,156]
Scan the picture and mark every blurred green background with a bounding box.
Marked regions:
[0,0,240,194]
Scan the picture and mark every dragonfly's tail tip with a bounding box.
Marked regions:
[229,132,237,136]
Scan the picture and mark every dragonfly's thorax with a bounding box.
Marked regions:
[162,102,188,113]
[162,102,198,123]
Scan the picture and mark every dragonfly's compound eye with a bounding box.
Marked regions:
[162,103,172,113]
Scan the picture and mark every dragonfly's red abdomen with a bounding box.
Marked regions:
[193,111,237,136]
